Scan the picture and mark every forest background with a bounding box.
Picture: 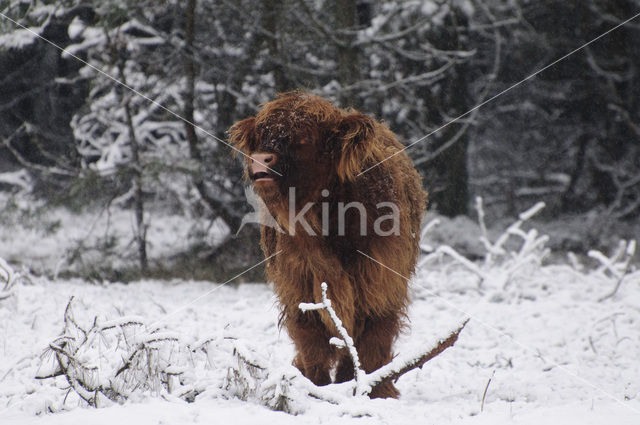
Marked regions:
[0,0,639,281]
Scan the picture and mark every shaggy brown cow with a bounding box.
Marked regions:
[228,91,427,398]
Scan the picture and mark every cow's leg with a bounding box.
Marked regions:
[355,315,401,398]
[287,313,334,386]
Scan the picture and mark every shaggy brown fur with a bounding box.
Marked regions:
[228,91,427,398]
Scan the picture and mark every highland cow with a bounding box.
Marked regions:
[229,91,427,398]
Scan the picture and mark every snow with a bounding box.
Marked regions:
[0,255,639,422]
[67,16,85,40]
[0,170,32,192]
[0,202,639,423]
[421,1,439,16]
[0,193,229,277]
[0,27,41,50]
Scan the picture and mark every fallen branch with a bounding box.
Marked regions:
[229,316,469,412]
[366,318,469,388]
[299,282,469,398]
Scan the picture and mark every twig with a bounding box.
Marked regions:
[419,218,441,254]
[299,282,367,396]
[40,297,188,407]
[2,124,76,177]
[437,246,487,281]
[598,240,636,302]
[299,283,469,397]
[481,370,495,412]
[475,196,488,241]
[0,256,20,292]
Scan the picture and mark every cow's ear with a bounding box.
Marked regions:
[335,112,379,181]
[228,117,256,156]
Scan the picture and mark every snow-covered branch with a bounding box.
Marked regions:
[227,282,469,412]
[299,282,367,396]
[420,199,549,289]
[38,297,195,407]
[0,257,25,300]
[594,240,637,301]
[298,282,468,399]
[366,319,468,388]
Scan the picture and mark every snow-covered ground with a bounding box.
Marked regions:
[1,266,639,424]
[0,194,229,278]
[1,200,639,424]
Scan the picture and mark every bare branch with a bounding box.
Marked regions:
[293,0,347,48]
[1,124,77,177]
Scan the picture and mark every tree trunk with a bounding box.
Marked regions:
[263,0,292,93]
[183,0,242,231]
[420,6,470,217]
[184,0,199,162]
[334,0,360,108]
[561,133,589,212]
[431,124,470,217]
[124,100,149,276]
[116,59,149,276]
